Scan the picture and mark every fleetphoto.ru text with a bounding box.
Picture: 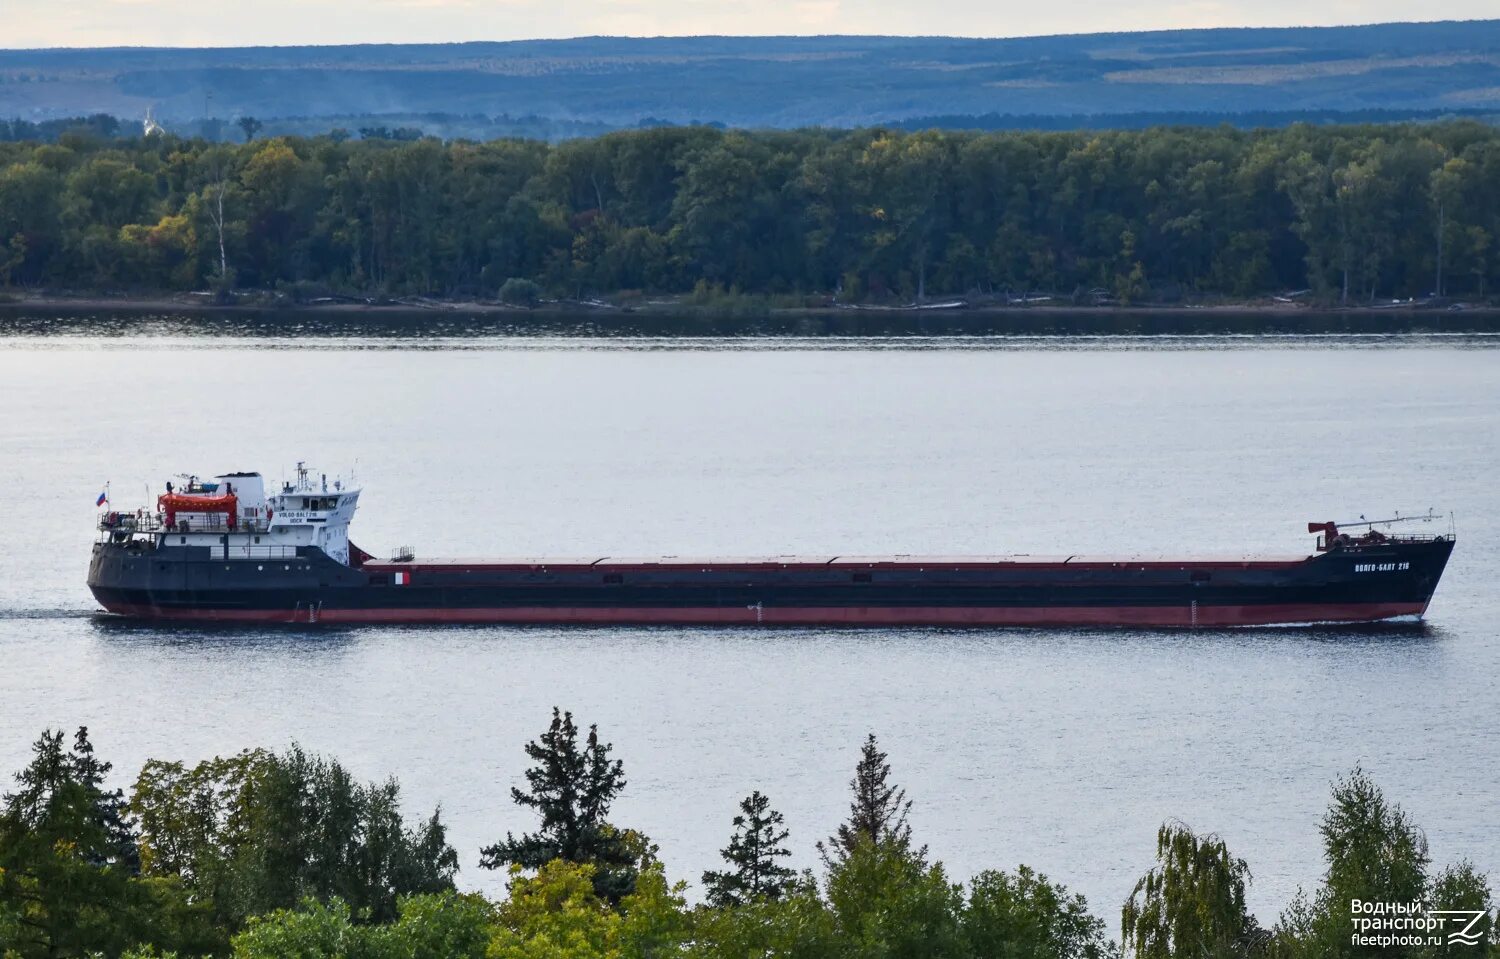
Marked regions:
[1350,900,1491,948]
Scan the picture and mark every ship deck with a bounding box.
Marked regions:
[360,553,1314,572]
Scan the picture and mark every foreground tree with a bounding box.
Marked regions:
[488,860,621,959]
[966,866,1115,959]
[1319,767,1430,908]
[688,876,842,959]
[0,727,138,957]
[702,790,797,907]
[1272,767,1448,959]
[229,891,495,959]
[64,725,140,872]
[619,861,691,957]
[132,744,458,928]
[1121,821,1260,958]
[481,708,639,902]
[819,732,916,866]
[0,728,207,958]
[824,837,966,959]
[1424,862,1495,955]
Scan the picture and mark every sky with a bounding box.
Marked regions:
[1,0,1496,48]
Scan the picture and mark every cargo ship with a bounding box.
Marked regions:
[88,465,1455,627]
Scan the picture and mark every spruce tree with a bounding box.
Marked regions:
[0,728,156,956]
[818,732,917,867]
[702,790,797,907]
[69,726,140,872]
[480,708,638,902]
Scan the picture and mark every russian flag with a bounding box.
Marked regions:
[96,490,108,507]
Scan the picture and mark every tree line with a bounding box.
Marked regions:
[1,120,1499,306]
[2,712,1493,958]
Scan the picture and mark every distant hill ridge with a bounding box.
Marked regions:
[2,20,1499,132]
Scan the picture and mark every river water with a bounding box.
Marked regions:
[1,318,1497,924]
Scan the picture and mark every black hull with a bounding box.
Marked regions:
[87,537,1455,627]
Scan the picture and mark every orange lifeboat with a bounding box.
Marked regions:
[158,492,238,529]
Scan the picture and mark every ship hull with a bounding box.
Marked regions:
[89,600,1425,627]
[88,537,1454,628]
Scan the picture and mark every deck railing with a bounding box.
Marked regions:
[98,512,271,534]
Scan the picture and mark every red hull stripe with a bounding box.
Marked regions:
[97,602,1425,627]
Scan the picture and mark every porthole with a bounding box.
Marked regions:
[257,565,264,571]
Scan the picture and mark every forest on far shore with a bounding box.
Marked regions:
[1,118,1498,307]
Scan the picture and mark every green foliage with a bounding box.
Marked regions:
[617,862,690,958]
[488,861,621,959]
[819,733,916,867]
[1319,766,1430,908]
[965,866,1116,959]
[702,790,797,907]
[483,837,1111,959]
[230,897,365,959]
[824,838,966,958]
[481,709,639,904]
[130,744,457,931]
[498,277,542,307]
[1,122,1498,301]
[0,728,205,959]
[383,891,497,958]
[687,877,842,959]
[2,727,1495,959]
[229,892,496,959]
[1269,767,1471,959]
[1422,863,1495,957]
[1121,822,1257,959]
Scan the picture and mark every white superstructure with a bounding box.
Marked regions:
[117,462,361,565]
[266,464,360,565]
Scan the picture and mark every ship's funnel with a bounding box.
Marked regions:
[217,473,267,516]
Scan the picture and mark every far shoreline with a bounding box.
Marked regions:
[3,290,1500,336]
